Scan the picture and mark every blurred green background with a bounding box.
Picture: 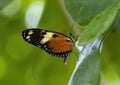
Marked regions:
[0,0,120,85]
[0,0,76,85]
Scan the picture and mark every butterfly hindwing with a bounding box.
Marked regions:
[45,38,73,54]
[22,29,74,64]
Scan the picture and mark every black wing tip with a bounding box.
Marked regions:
[22,30,28,39]
[22,29,31,42]
[22,29,41,36]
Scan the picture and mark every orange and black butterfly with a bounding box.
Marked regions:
[22,29,74,64]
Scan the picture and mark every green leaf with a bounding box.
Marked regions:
[65,1,120,85]
[65,0,118,25]
[68,37,102,85]
[101,32,120,85]
[78,0,120,45]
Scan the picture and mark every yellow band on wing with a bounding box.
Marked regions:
[40,32,54,44]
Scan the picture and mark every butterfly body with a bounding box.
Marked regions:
[22,29,74,64]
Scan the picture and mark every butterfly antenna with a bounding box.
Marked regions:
[72,6,84,29]
[71,6,84,40]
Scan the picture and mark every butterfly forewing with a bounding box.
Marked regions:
[22,29,74,64]
[22,29,45,46]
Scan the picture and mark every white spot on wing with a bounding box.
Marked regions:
[37,45,41,48]
[28,30,33,35]
[26,36,30,39]
[23,32,26,38]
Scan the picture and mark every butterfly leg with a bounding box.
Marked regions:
[64,56,70,65]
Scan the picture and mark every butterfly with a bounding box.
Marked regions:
[22,29,74,64]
